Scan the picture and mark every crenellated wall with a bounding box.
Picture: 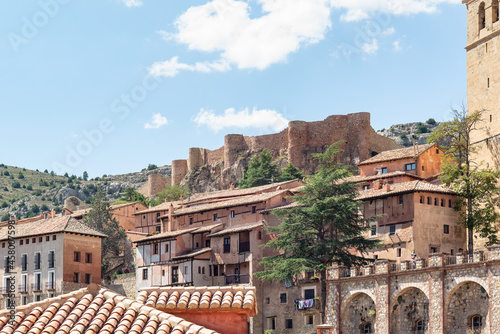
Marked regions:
[325,245,500,334]
[170,113,400,186]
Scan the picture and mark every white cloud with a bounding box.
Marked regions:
[192,108,289,132]
[149,57,231,77]
[362,38,379,54]
[393,40,402,52]
[145,113,168,129]
[119,0,143,8]
[382,27,396,35]
[331,0,460,22]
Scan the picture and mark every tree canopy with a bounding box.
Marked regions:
[238,150,280,189]
[256,142,379,322]
[429,107,500,254]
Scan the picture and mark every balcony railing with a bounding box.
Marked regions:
[31,283,42,292]
[225,274,250,285]
[239,241,250,253]
[45,282,56,290]
[1,287,10,294]
[48,259,55,269]
[34,261,41,270]
[18,285,28,293]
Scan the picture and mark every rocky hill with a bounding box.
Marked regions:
[377,118,440,147]
[0,164,171,221]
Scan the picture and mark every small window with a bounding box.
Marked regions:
[363,185,370,190]
[165,244,169,253]
[156,226,161,232]
[1,243,4,248]
[397,248,402,258]
[472,315,482,330]
[46,236,49,242]
[405,163,416,171]
[202,267,205,274]
[73,272,80,283]
[213,265,219,277]
[252,206,256,213]
[434,198,438,206]
[448,200,452,208]
[370,225,376,236]
[490,114,493,122]
[213,213,218,221]
[444,225,450,234]
[189,217,193,225]
[85,274,91,284]
[304,289,315,299]
[422,166,425,171]
[398,195,404,205]
[205,240,210,247]
[230,210,235,218]
[198,266,201,274]
[381,167,387,174]
[52,235,56,240]
[35,294,41,302]
[427,197,431,205]
[258,231,262,240]
[285,319,293,329]
[74,252,81,262]
[265,297,270,304]
[20,240,23,245]
[39,237,42,243]
[390,225,396,235]
[85,253,92,263]
[362,322,373,333]
[153,243,159,255]
[156,212,161,222]
[142,268,148,280]
[441,199,444,207]
[26,239,29,245]
[419,196,424,204]
[280,293,287,303]
[223,237,231,253]
[451,249,455,255]
[32,238,36,243]
[307,315,314,325]
[415,319,425,333]
[184,266,188,274]
[430,246,438,254]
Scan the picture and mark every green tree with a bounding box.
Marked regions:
[238,150,279,189]
[1,213,10,222]
[154,185,190,204]
[278,163,304,182]
[83,171,89,181]
[11,182,20,189]
[426,118,437,125]
[121,187,149,206]
[1,202,8,209]
[429,108,500,255]
[83,187,126,275]
[256,142,380,322]
[17,172,24,179]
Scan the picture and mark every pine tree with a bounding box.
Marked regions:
[83,187,126,274]
[279,162,304,181]
[256,142,380,322]
[238,149,279,189]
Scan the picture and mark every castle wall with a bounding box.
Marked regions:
[325,246,500,334]
[171,160,188,186]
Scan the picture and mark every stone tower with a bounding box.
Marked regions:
[465,0,500,168]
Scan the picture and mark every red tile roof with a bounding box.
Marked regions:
[0,284,218,334]
[0,216,107,241]
[358,143,436,166]
[207,223,263,238]
[355,180,455,200]
[346,171,422,183]
[136,286,256,316]
[135,202,182,215]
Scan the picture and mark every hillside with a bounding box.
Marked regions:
[377,118,440,147]
[0,164,171,221]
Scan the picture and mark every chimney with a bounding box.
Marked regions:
[385,183,391,192]
[51,209,55,218]
[167,203,174,232]
[230,183,235,191]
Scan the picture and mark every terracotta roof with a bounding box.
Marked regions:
[137,286,256,316]
[346,171,422,183]
[172,190,291,216]
[355,180,455,200]
[186,179,302,203]
[0,284,218,334]
[358,143,436,166]
[0,216,107,241]
[172,248,212,261]
[134,228,199,244]
[135,201,182,215]
[69,208,89,218]
[110,201,143,210]
[207,223,263,238]
[260,201,300,214]
[190,223,223,234]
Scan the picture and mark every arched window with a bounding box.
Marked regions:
[414,319,425,334]
[494,0,499,23]
[479,2,486,30]
[360,322,373,334]
[427,197,431,205]
[468,314,483,332]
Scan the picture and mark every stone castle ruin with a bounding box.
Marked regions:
[140,113,399,195]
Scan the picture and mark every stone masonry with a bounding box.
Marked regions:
[324,245,500,334]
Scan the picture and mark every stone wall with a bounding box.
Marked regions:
[106,274,136,298]
[171,113,400,186]
[325,245,500,334]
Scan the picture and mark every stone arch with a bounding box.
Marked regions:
[391,287,429,334]
[446,281,489,334]
[340,292,376,334]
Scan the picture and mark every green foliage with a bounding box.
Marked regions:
[256,142,380,323]
[426,118,437,125]
[0,213,9,222]
[40,204,49,212]
[238,150,279,189]
[26,184,32,191]
[11,182,20,189]
[1,202,8,209]
[400,134,407,139]
[121,187,149,206]
[147,164,158,171]
[154,185,190,204]
[83,171,88,181]
[3,188,7,192]
[278,163,304,182]
[416,123,428,134]
[429,107,500,253]
[44,169,48,173]
[17,172,24,179]
[3,171,9,176]
[83,187,126,275]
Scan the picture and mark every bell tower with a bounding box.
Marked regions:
[465,0,500,167]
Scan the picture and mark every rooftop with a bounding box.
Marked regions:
[358,143,436,166]
[0,284,218,334]
[0,216,107,241]
[207,222,263,238]
[346,171,422,183]
[135,201,182,215]
[172,248,212,261]
[356,180,455,200]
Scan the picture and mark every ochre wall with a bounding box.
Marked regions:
[62,234,102,284]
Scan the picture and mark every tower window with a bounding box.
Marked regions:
[494,0,499,23]
[479,2,486,30]
[490,114,493,122]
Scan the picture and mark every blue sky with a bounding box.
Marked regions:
[0,0,465,178]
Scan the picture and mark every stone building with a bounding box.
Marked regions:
[324,246,500,334]
[0,215,105,308]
